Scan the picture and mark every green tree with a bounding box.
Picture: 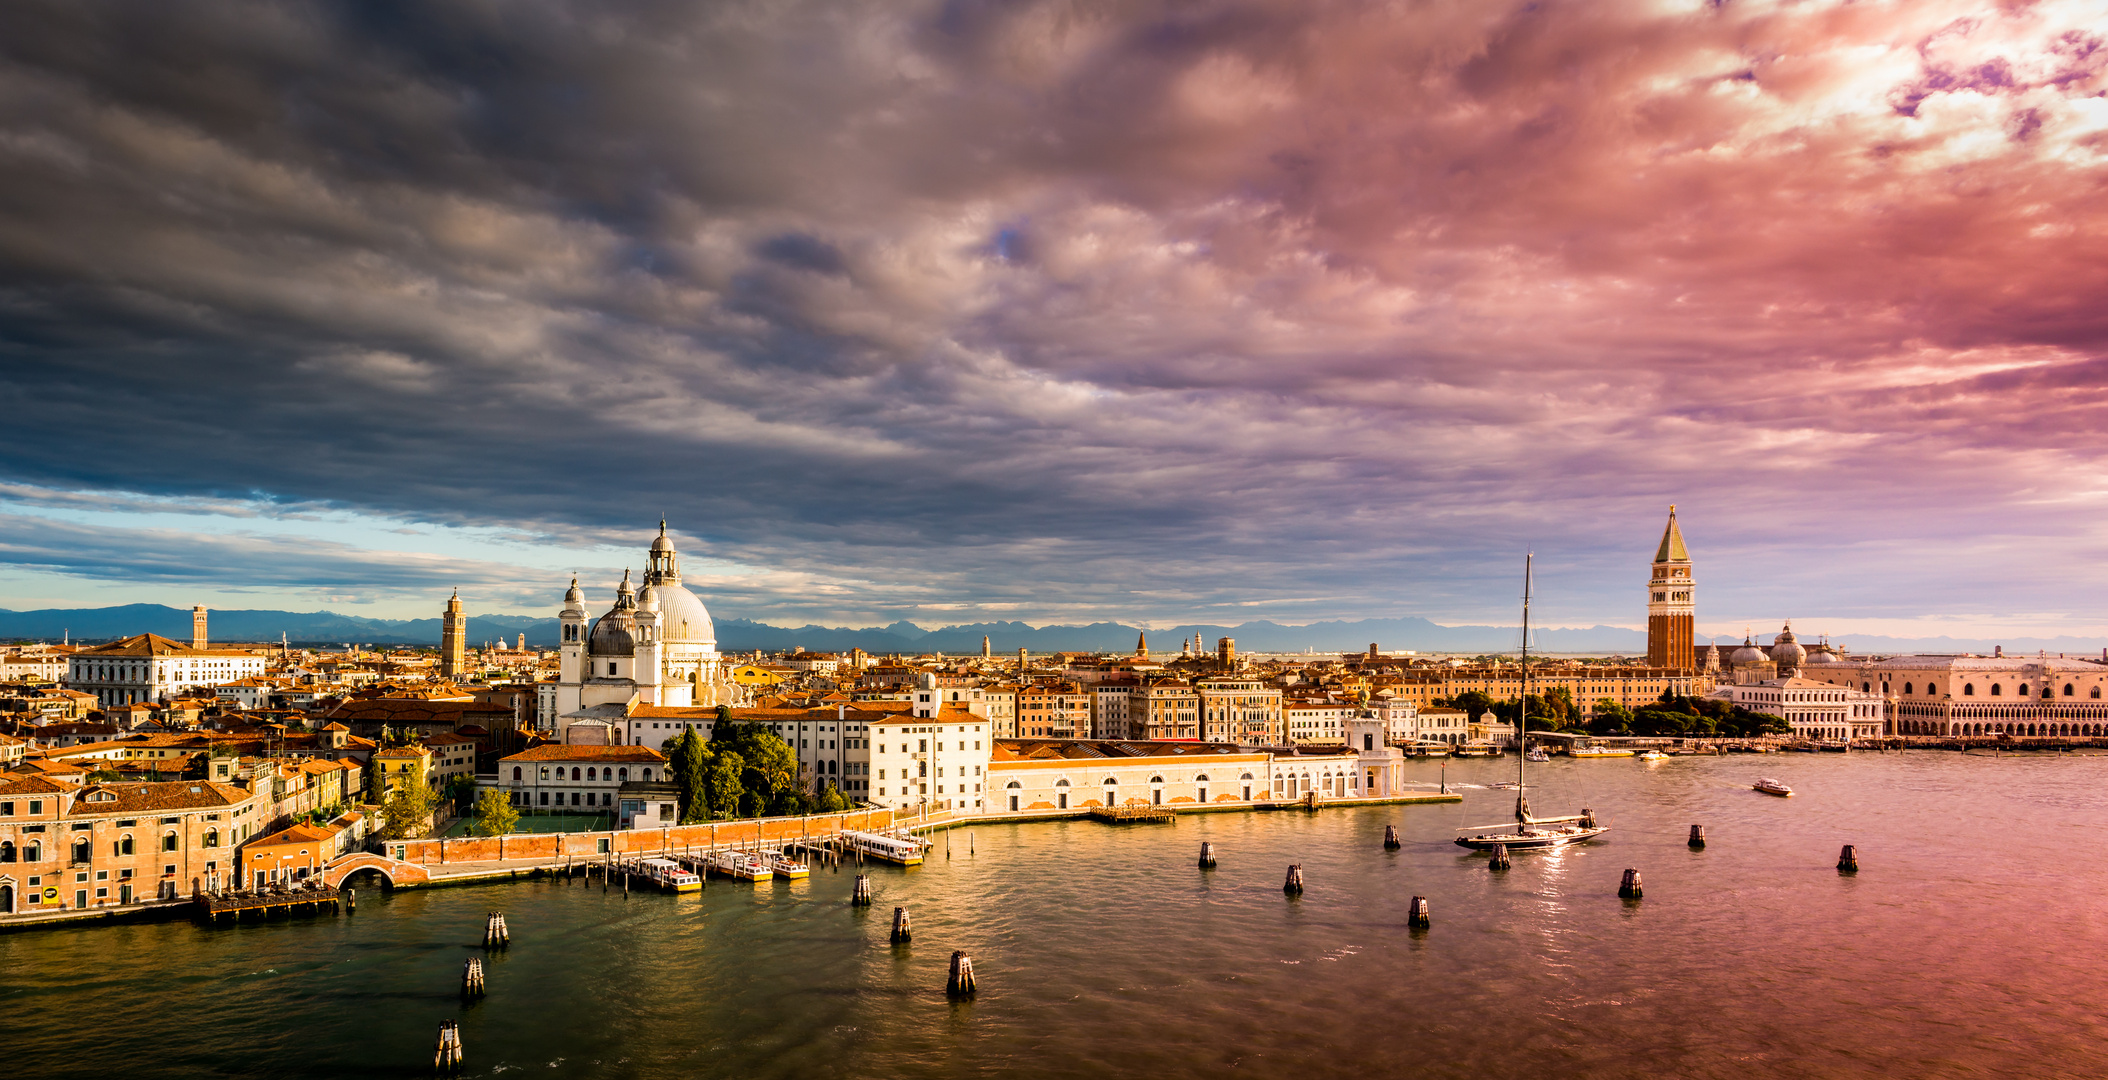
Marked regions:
[705,750,744,819]
[446,774,478,814]
[816,782,851,813]
[1451,691,1495,722]
[669,731,714,824]
[470,788,520,837]
[376,780,437,841]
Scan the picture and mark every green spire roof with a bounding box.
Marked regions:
[1655,505,1689,563]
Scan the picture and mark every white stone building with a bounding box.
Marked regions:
[1710,677,1886,742]
[67,634,267,708]
[1800,651,2108,737]
[553,523,737,739]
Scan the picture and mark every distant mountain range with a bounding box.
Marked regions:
[0,603,2100,658]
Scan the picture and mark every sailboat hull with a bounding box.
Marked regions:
[1454,825,1609,850]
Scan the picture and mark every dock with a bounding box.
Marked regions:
[193,886,342,924]
[1089,804,1178,824]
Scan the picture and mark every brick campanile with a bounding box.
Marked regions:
[440,589,468,679]
[191,605,208,650]
[1646,506,1695,671]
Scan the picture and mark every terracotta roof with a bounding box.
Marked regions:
[68,780,254,814]
[73,633,256,659]
[0,773,78,796]
[500,744,666,764]
[247,821,343,848]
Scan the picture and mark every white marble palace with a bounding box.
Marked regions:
[553,523,737,742]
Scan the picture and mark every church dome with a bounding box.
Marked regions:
[561,576,585,617]
[588,570,638,656]
[1771,624,1807,669]
[587,612,635,656]
[1730,637,1769,666]
[653,583,716,647]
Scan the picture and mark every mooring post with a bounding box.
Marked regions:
[461,957,485,999]
[891,906,912,944]
[1383,825,1401,850]
[1488,843,1511,871]
[1619,868,1643,899]
[1283,864,1304,895]
[947,950,977,998]
[1689,825,1706,849]
[344,887,355,914]
[1407,895,1431,928]
[1837,844,1859,874]
[433,1019,463,1072]
[1198,841,1217,869]
[852,874,873,906]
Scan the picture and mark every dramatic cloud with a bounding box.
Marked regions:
[0,0,2104,638]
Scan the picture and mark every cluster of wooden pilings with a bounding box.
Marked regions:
[461,957,486,999]
[482,911,509,948]
[433,1020,464,1072]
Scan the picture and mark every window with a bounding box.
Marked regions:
[162,833,177,852]
[2065,684,2075,697]
[1903,683,1913,695]
[1964,684,1974,696]
[203,830,218,848]
[513,767,522,781]
[587,767,597,781]
[1991,684,2001,696]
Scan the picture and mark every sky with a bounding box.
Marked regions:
[0,0,2105,642]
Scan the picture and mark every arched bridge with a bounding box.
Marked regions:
[321,853,432,890]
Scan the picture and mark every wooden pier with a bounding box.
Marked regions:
[1089,804,1177,824]
[193,887,342,924]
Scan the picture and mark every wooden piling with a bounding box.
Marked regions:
[1688,825,1706,849]
[461,957,486,999]
[1383,825,1401,850]
[433,1020,463,1072]
[1198,841,1217,869]
[1619,868,1643,899]
[891,906,912,944]
[852,874,873,906]
[1407,895,1431,928]
[1488,843,1511,871]
[343,887,355,914]
[1283,864,1304,895]
[1837,844,1859,874]
[947,950,976,998]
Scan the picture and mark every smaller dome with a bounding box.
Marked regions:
[561,576,585,616]
[587,614,635,657]
[637,584,660,612]
[651,519,675,554]
[1730,637,1769,666]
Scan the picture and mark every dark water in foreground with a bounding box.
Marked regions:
[7,752,2108,1079]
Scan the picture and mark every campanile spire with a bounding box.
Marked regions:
[1646,505,1695,671]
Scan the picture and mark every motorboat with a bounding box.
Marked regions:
[634,857,702,893]
[1526,746,1550,762]
[1571,745,1637,758]
[1455,555,1610,852]
[1753,778,1794,797]
[762,849,810,879]
[1454,742,1499,757]
[1638,750,1669,761]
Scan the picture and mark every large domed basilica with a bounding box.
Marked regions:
[553,522,735,728]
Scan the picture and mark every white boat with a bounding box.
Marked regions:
[841,830,927,866]
[1638,750,1669,761]
[1456,555,1610,852]
[634,857,702,893]
[1753,778,1794,797]
[707,850,775,881]
[1571,745,1637,758]
[762,849,810,879]
[1525,747,1550,762]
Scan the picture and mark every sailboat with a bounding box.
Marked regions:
[1455,554,1611,851]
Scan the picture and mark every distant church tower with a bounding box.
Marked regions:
[1136,631,1148,658]
[441,589,468,678]
[1646,506,1695,671]
[191,606,208,650]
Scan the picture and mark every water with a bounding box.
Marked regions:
[7,751,2108,1079]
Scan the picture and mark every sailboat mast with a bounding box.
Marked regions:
[1517,553,1532,828]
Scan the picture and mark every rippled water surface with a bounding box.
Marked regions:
[7,751,2108,1079]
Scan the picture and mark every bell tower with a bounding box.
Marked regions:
[1646,506,1695,671]
[440,589,468,679]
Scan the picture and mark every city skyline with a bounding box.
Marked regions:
[3,1,2106,637]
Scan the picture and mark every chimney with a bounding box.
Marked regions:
[191,606,208,650]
